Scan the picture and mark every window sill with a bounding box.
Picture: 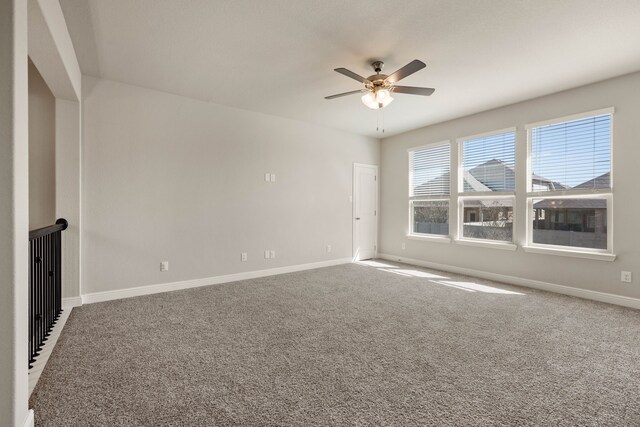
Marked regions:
[522,245,616,262]
[407,234,451,244]
[455,239,517,251]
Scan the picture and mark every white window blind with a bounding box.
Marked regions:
[461,131,515,192]
[530,113,611,192]
[410,144,450,196]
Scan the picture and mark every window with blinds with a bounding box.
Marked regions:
[530,113,611,192]
[527,110,613,253]
[458,129,516,243]
[408,142,451,238]
[460,131,516,193]
[409,143,450,197]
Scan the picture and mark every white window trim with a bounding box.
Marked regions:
[527,188,613,198]
[455,238,517,251]
[407,139,451,153]
[407,233,452,243]
[524,107,615,130]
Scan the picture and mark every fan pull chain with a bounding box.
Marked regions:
[376,110,385,133]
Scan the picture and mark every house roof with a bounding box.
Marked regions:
[466,159,515,192]
[574,172,610,190]
[416,159,516,194]
[533,172,610,209]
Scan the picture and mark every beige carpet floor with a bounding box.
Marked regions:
[30,260,640,426]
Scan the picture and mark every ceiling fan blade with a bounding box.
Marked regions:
[334,68,369,84]
[385,60,426,84]
[392,86,435,96]
[325,90,365,100]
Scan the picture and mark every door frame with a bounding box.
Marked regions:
[352,163,379,261]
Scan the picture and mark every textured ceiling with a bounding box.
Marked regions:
[60,0,640,138]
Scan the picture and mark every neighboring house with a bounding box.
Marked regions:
[531,172,609,249]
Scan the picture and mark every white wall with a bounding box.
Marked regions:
[56,99,81,300]
[28,59,56,229]
[81,77,379,295]
[0,0,31,425]
[380,71,640,300]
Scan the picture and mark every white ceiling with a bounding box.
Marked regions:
[60,0,640,138]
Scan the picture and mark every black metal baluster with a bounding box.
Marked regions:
[46,233,52,334]
[34,238,41,357]
[28,240,33,368]
[28,219,68,368]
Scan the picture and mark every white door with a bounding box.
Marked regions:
[353,164,378,261]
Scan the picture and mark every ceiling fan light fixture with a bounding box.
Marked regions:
[362,89,394,110]
[376,89,390,102]
[361,92,378,109]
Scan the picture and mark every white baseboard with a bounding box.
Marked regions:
[62,296,83,309]
[378,253,640,310]
[82,258,353,305]
[22,410,34,427]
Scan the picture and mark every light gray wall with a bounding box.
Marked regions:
[0,0,30,425]
[28,59,56,229]
[380,72,640,299]
[81,77,379,295]
[56,99,81,300]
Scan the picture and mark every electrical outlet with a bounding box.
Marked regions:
[265,173,271,182]
[270,250,276,259]
[241,252,247,262]
[270,173,276,182]
[327,245,332,253]
[264,250,270,259]
[401,242,406,250]
[621,271,632,283]
[160,261,169,272]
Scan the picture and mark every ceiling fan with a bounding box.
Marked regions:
[325,59,435,109]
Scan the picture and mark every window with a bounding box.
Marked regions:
[458,129,516,243]
[526,109,612,254]
[409,142,450,237]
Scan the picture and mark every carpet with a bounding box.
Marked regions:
[30,260,640,426]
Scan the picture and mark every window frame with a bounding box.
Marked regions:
[456,128,517,248]
[407,140,452,241]
[524,108,615,261]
